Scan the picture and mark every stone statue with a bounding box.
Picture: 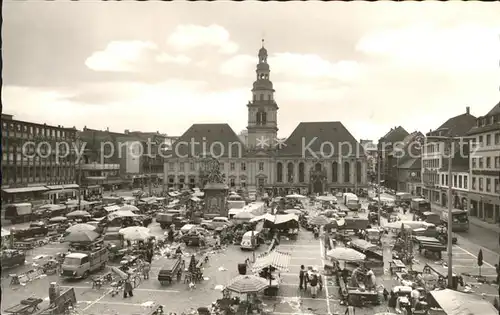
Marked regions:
[206,158,226,184]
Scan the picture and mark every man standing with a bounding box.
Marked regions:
[299,265,306,290]
[123,275,134,298]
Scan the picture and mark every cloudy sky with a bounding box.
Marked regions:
[3,2,500,141]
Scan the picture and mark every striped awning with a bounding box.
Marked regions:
[251,249,291,273]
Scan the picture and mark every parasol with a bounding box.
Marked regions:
[286,193,306,199]
[108,210,139,220]
[225,275,269,294]
[66,223,97,233]
[327,247,366,262]
[119,226,150,241]
[64,230,99,243]
[67,210,91,217]
[308,215,330,226]
[49,216,68,223]
[119,205,140,212]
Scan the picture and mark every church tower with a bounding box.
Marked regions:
[247,40,279,149]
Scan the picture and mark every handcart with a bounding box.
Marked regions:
[158,256,185,285]
[4,298,43,315]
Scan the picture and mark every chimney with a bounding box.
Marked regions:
[125,129,129,134]
[466,106,470,115]
[106,127,109,132]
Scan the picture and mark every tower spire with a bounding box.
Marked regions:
[262,38,265,48]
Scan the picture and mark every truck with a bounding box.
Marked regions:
[5,203,33,224]
[61,247,108,279]
[1,249,26,269]
[156,212,189,229]
[11,222,49,239]
[343,193,360,211]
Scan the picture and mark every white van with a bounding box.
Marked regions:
[240,230,260,250]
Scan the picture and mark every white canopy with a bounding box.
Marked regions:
[104,205,121,212]
[286,193,306,199]
[108,210,139,220]
[430,289,498,315]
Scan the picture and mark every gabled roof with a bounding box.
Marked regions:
[172,123,245,158]
[487,101,500,115]
[277,122,363,157]
[379,126,409,144]
[431,112,476,137]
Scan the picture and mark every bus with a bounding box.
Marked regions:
[410,198,431,214]
[343,193,360,211]
[441,209,469,232]
[395,192,412,205]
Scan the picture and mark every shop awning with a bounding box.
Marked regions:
[46,185,64,190]
[86,176,106,181]
[430,289,497,315]
[63,184,79,189]
[2,186,48,194]
[251,249,291,273]
[43,189,77,195]
[86,185,102,189]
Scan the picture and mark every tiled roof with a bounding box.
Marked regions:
[487,101,500,115]
[432,112,477,137]
[172,123,245,158]
[379,126,409,143]
[278,122,363,157]
[398,157,421,169]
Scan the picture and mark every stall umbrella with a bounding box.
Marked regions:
[226,274,269,294]
[49,216,68,223]
[120,205,140,212]
[63,230,100,243]
[67,210,91,218]
[66,223,96,233]
[326,248,366,262]
[309,215,330,226]
[119,226,150,241]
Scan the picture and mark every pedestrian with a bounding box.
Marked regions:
[299,265,305,290]
[344,301,355,315]
[309,271,318,298]
[123,275,134,298]
[142,261,150,280]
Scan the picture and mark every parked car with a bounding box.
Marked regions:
[200,217,232,230]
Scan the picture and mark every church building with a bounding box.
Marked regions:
[163,43,368,195]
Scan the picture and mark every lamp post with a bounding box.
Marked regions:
[75,134,83,210]
[427,128,473,289]
[377,150,382,226]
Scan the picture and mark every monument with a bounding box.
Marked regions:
[202,158,229,217]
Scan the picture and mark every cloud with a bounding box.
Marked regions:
[2,82,249,136]
[155,53,191,65]
[167,24,239,54]
[356,23,500,72]
[85,41,158,72]
[219,53,361,81]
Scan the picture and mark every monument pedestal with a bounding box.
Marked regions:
[204,182,229,217]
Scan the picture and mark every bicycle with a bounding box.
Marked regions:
[131,273,142,288]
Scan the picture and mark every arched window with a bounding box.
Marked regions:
[260,94,264,100]
[256,112,261,125]
[299,162,305,183]
[343,162,350,183]
[331,162,338,183]
[253,94,256,101]
[356,161,362,183]
[277,162,283,182]
[262,112,267,125]
[315,163,322,172]
[267,94,271,100]
[287,162,294,183]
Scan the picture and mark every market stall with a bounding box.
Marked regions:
[429,289,498,315]
[251,248,291,296]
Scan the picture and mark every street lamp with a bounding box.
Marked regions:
[427,127,474,289]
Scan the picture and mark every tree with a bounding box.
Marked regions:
[477,249,483,277]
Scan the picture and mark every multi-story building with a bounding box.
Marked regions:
[393,131,425,194]
[360,139,377,182]
[421,107,476,208]
[78,128,170,193]
[164,43,368,197]
[467,102,500,223]
[377,126,409,189]
[1,113,79,204]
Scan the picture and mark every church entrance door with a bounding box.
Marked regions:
[313,180,323,194]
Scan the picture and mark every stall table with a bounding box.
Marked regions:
[389,259,406,275]
[347,289,378,306]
